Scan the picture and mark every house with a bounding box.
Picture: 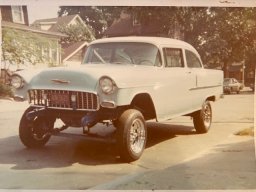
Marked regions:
[103,11,140,37]
[1,6,29,25]
[103,10,182,39]
[225,61,255,86]
[226,62,245,84]
[0,6,66,71]
[32,14,95,66]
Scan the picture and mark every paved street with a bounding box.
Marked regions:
[0,91,254,190]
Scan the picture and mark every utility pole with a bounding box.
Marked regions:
[242,61,245,86]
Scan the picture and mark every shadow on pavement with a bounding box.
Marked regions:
[146,122,195,148]
[113,138,256,190]
[224,90,254,96]
[0,123,196,170]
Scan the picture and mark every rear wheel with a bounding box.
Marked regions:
[19,107,55,148]
[116,109,147,162]
[193,101,212,134]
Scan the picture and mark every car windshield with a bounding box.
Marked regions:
[83,42,161,66]
[224,78,231,83]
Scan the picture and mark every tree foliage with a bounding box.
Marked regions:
[58,6,123,38]
[57,22,95,44]
[0,82,13,97]
[58,6,256,70]
[2,28,57,68]
[197,8,256,69]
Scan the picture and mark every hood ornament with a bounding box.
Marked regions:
[51,79,70,84]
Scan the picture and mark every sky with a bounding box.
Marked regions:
[27,4,59,24]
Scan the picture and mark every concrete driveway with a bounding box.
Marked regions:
[0,90,254,190]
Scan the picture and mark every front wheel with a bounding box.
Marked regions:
[116,109,147,162]
[193,101,212,134]
[19,107,55,148]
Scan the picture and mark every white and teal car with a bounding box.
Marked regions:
[17,37,223,162]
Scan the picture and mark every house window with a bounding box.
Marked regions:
[11,6,24,24]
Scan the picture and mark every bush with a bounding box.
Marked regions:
[0,82,13,97]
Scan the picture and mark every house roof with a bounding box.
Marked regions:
[32,14,80,32]
[32,14,95,40]
[2,21,67,38]
[62,41,88,62]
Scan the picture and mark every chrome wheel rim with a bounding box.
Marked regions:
[129,118,146,154]
[203,104,211,128]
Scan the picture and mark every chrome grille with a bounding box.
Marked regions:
[28,89,99,111]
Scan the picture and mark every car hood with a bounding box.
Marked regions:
[13,68,43,83]
[29,64,161,91]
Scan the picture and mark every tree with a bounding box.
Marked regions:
[58,22,95,44]
[58,6,123,38]
[196,8,256,72]
[130,7,256,71]
[2,28,57,69]
[58,6,256,71]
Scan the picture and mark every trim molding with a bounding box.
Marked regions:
[189,84,222,91]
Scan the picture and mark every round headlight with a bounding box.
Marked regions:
[11,75,24,89]
[99,77,116,94]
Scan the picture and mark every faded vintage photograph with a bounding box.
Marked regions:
[0,0,255,190]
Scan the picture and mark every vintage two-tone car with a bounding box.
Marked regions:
[15,36,223,162]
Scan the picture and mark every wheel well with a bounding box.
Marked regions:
[131,93,156,121]
[206,96,216,102]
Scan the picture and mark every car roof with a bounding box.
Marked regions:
[90,36,197,52]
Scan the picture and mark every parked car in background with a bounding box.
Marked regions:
[17,36,223,162]
[223,78,242,94]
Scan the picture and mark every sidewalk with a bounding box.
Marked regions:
[0,98,29,112]
[92,135,256,190]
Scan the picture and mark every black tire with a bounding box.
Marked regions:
[116,109,147,162]
[19,107,55,148]
[112,119,119,128]
[193,101,212,134]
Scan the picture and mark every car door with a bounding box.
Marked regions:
[184,49,205,109]
[155,47,194,118]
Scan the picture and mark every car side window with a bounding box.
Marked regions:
[185,50,202,68]
[163,48,183,68]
